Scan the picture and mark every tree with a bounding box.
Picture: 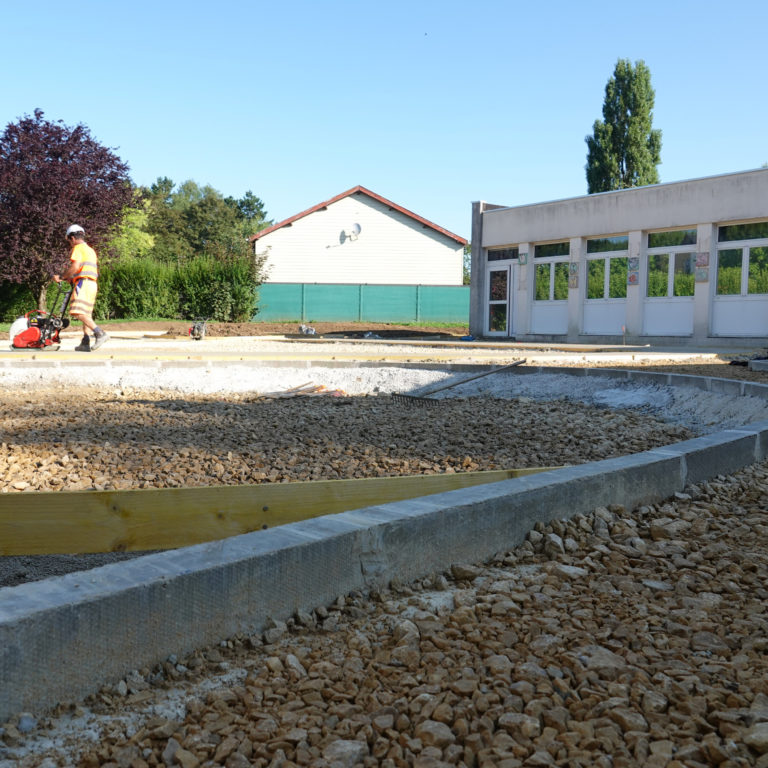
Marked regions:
[585,59,662,193]
[463,244,471,285]
[144,179,271,262]
[0,109,134,308]
[110,201,155,261]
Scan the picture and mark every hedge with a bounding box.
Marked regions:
[0,255,261,323]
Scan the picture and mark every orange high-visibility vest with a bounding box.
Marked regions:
[69,242,98,281]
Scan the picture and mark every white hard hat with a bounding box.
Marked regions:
[66,224,85,236]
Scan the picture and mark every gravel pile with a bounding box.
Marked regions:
[0,385,693,495]
[1,378,694,589]
[4,463,768,767]
[3,361,768,766]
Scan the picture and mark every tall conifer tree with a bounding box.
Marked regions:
[586,59,662,193]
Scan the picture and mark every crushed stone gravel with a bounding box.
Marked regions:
[3,465,768,767]
[3,352,768,766]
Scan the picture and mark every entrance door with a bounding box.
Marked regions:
[486,265,514,336]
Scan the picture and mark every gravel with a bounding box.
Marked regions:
[3,464,768,767]
[3,362,768,430]
[3,357,768,766]
[2,363,768,589]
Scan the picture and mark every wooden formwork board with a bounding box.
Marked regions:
[0,467,559,555]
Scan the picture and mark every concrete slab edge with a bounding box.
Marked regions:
[2,369,768,718]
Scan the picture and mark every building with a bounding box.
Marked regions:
[251,185,466,285]
[250,186,468,323]
[470,168,768,345]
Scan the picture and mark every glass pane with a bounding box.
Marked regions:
[672,253,695,297]
[718,221,768,242]
[748,247,768,295]
[648,229,697,248]
[534,241,569,258]
[717,249,742,295]
[609,257,628,299]
[489,270,507,301]
[647,253,669,297]
[553,262,569,300]
[489,304,507,332]
[488,247,518,261]
[534,264,550,300]
[587,235,629,253]
[587,259,605,299]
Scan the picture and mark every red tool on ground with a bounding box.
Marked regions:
[9,286,73,350]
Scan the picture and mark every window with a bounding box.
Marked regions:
[587,259,605,299]
[748,247,768,294]
[609,258,628,298]
[718,221,768,242]
[586,236,628,300]
[488,305,507,332]
[587,235,629,253]
[489,270,507,301]
[717,249,743,295]
[488,247,518,262]
[648,229,697,248]
[487,268,508,332]
[716,222,768,296]
[535,262,569,300]
[647,253,695,298]
[535,241,569,258]
[647,254,668,297]
[533,241,569,301]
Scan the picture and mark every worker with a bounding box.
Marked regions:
[53,224,109,351]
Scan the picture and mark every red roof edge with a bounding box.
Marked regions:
[250,185,467,245]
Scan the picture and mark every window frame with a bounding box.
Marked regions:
[486,265,510,333]
[646,238,697,299]
[585,250,629,300]
[718,220,768,243]
[487,246,519,263]
[533,242,569,302]
[716,234,768,297]
[647,228,698,249]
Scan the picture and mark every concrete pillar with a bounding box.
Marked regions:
[693,223,716,341]
[516,243,531,335]
[625,230,644,337]
[568,237,585,340]
[469,202,485,337]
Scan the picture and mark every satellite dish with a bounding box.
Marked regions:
[341,223,362,243]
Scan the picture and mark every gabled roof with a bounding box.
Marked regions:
[250,185,467,245]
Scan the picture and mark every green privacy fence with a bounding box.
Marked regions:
[256,283,469,324]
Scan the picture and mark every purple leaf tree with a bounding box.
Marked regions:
[0,110,134,309]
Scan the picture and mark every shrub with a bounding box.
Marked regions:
[0,254,264,322]
[0,281,36,321]
[174,254,258,321]
[100,258,178,319]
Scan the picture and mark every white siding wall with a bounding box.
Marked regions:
[256,194,463,285]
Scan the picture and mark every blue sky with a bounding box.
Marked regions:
[2,0,766,240]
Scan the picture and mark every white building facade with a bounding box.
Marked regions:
[470,168,768,345]
[253,186,465,285]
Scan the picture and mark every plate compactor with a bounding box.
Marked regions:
[9,286,73,351]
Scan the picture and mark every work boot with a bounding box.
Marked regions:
[91,331,110,351]
[75,335,91,352]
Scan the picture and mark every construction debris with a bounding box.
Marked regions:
[257,382,348,399]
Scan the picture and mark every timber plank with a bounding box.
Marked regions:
[0,467,560,555]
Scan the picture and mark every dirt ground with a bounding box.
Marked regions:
[98,320,470,339]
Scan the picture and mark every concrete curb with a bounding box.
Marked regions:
[2,367,768,719]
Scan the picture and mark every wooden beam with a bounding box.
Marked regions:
[0,467,561,555]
